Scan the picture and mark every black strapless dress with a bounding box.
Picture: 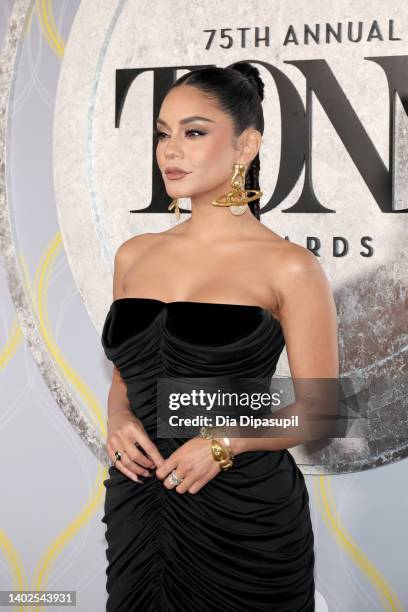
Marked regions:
[101,298,315,612]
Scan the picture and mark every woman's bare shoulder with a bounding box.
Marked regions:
[269,238,321,276]
[260,235,325,307]
[114,232,164,262]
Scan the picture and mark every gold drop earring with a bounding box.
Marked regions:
[211,163,263,216]
[168,198,181,220]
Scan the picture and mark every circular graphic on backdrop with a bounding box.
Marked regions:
[52,0,408,473]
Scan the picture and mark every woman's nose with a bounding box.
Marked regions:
[163,135,184,158]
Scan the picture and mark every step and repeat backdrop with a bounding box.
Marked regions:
[0,1,407,610]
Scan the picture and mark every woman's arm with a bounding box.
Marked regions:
[105,239,165,479]
[231,246,339,456]
[107,366,132,419]
[107,241,134,419]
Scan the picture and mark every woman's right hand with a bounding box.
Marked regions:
[107,409,165,482]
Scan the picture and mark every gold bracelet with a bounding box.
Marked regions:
[200,426,235,459]
[222,436,234,459]
[210,439,234,471]
[199,427,234,469]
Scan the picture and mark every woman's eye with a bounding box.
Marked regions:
[154,128,206,140]
[185,129,206,137]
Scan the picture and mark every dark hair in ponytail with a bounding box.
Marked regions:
[168,62,265,220]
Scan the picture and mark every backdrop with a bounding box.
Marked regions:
[0,1,407,610]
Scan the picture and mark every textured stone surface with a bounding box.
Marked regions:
[0,0,110,467]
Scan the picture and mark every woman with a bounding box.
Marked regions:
[101,61,339,611]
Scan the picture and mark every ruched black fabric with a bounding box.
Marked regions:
[101,298,315,611]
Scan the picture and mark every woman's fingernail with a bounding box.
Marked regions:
[132,475,143,483]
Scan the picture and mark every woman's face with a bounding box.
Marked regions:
[155,85,243,201]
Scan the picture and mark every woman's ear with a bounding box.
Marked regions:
[237,128,262,165]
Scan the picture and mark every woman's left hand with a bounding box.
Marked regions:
[155,437,224,495]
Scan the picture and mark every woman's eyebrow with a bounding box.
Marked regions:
[156,115,216,127]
